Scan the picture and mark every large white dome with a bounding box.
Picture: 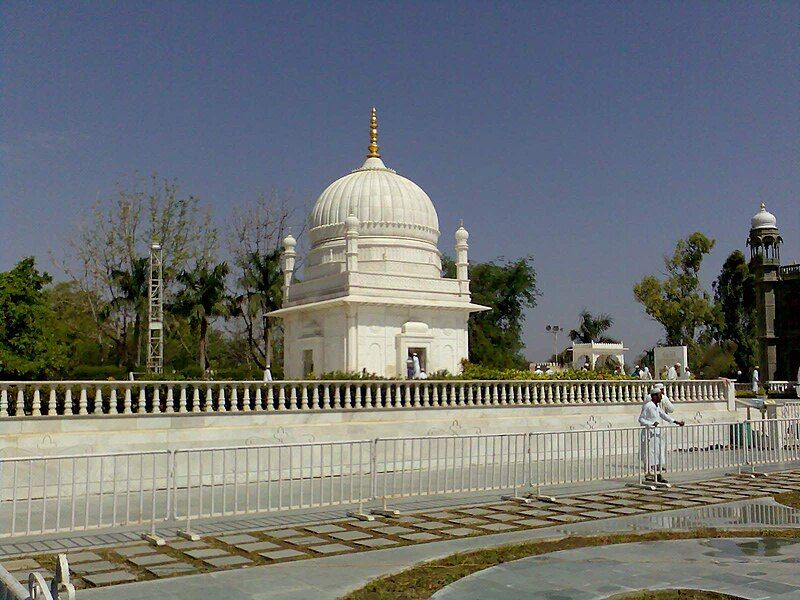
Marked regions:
[309,156,440,246]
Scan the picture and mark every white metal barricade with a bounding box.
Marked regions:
[172,440,373,529]
[530,427,641,493]
[0,451,171,539]
[373,434,528,505]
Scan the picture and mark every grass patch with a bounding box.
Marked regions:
[342,528,800,600]
[774,490,800,510]
[611,591,741,599]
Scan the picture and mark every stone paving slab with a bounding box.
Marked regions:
[3,558,40,571]
[169,540,208,550]
[310,543,351,554]
[413,521,452,530]
[446,527,478,537]
[373,525,415,535]
[400,532,441,542]
[113,545,154,558]
[145,563,197,577]
[304,524,347,534]
[354,538,398,548]
[268,529,305,539]
[67,551,105,564]
[329,531,372,541]
[285,535,328,546]
[185,548,229,560]
[479,523,517,532]
[71,561,119,575]
[127,554,176,567]
[204,556,253,568]
[259,549,308,561]
[449,517,489,525]
[236,541,281,552]
[82,571,137,586]
[215,534,260,545]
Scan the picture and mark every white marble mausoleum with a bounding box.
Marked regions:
[269,109,488,378]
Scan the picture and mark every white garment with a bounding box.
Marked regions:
[412,355,421,378]
[796,366,800,399]
[639,369,648,380]
[638,400,676,468]
[263,368,273,382]
[680,369,690,380]
[418,371,428,380]
[752,369,759,393]
[667,366,678,381]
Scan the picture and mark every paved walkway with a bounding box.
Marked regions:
[3,470,799,598]
[433,537,800,599]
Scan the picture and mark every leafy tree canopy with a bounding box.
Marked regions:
[444,255,539,369]
[711,249,757,375]
[568,310,618,344]
[0,258,66,378]
[633,232,716,347]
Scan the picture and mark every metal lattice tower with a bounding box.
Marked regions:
[147,242,164,374]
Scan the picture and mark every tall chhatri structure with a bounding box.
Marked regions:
[747,203,799,381]
[269,109,488,378]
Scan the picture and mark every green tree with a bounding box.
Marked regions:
[173,262,232,370]
[228,192,296,370]
[0,258,66,378]
[109,256,149,369]
[444,256,539,368]
[633,232,716,346]
[711,250,757,375]
[568,310,618,344]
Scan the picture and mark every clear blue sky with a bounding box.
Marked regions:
[2,2,798,361]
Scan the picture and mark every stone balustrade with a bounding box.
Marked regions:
[0,379,730,418]
[766,381,798,394]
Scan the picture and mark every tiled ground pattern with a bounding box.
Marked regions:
[5,470,799,591]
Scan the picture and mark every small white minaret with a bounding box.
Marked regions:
[455,221,469,281]
[345,212,360,272]
[282,232,297,298]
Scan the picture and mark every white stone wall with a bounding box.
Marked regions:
[0,400,738,458]
[283,304,468,378]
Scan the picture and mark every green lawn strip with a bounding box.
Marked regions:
[610,591,740,599]
[342,528,799,600]
[774,490,800,510]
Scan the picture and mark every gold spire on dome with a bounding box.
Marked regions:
[367,107,380,158]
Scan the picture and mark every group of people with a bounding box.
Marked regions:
[631,362,691,381]
[405,353,428,379]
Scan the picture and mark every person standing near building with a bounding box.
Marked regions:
[667,363,679,381]
[752,368,760,394]
[639,386,685,483]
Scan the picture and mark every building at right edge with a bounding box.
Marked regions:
[747,203,800,381]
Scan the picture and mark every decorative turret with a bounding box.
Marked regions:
[747,202,783,383]
[747,203,782,263]
[455,221,469,281]
[282,232,297,293]
[345,212,359,272]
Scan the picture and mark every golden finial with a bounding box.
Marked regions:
[367,107,380,158]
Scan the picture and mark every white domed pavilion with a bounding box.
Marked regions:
[269,109,488,378]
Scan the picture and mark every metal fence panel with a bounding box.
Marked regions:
[172,440,373,523]
[374,434,528,501]
[0,451,171,539]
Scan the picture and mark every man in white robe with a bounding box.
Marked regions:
[412,353,421,378]
[667,363,679,381]
[639,386,685,483]
[751,368,759,393]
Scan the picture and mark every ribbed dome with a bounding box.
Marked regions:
[309,156,440,246]
[751,202,778,230]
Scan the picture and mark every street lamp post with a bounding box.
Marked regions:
[545,325,563,363]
